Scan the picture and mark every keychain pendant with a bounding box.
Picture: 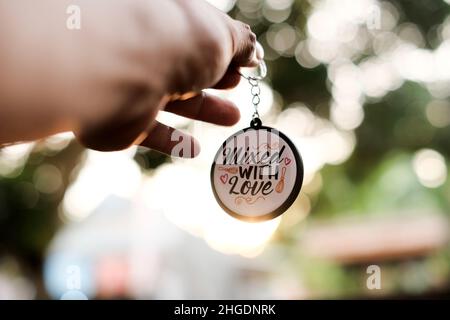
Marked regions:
[210,60,303,222]
[211,119,304,222]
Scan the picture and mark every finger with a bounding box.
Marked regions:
[214,42,265,90]
[230,21,258,67]
[255,41,265,60]
[213,66,241,89]
[140,121,200,158]
[164,92,240,126]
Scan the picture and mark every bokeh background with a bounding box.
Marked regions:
[1,0,450,299]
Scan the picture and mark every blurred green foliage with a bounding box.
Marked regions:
[0,0,449,298]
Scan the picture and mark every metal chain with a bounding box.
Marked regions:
[239,60,267,128]
[247,77,261,120]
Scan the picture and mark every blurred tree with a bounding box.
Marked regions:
[0,142,84,297]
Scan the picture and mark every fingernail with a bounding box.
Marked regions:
[250,49,259,66]
[256,42,265,60]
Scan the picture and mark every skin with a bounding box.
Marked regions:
[0,0,263,157]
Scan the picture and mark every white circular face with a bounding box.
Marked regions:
[211,126,303,222]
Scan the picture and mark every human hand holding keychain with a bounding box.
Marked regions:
[0,0,262,153]
[0,0,302,223]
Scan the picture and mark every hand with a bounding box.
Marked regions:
[0,0,264,157]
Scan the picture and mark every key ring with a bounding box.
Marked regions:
[238,60,267,81]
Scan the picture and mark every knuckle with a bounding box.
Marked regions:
[232,21,257,62]
[242,37,256,62]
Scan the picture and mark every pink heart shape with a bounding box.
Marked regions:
[220,174,228,184]
[285,157,292,166]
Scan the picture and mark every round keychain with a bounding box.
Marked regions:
[210,61,304,222]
